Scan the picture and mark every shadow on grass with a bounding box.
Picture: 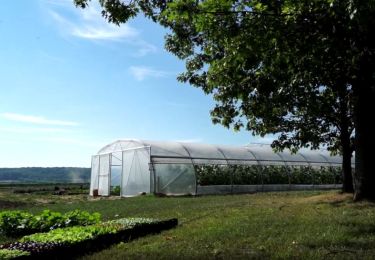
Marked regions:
[344,221,375,237]
[302,219,375,259]
[313,194,375,209]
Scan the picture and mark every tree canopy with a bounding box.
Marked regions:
[74,0,375,200]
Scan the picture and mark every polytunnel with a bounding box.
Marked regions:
[90,139,354,197]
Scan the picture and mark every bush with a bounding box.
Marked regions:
[63,210,101,227]
[19,218,158,245]
[262,166,290,184]
[195,165,231,185]
[110,186,121,196]
[232,165,263,185]
[0,248,30,259]
[194,164,342,186]
[0,211,34,237]
[289,166,314,184]
[0,210,101,237]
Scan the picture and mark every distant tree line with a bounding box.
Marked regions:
[0,167,90,184]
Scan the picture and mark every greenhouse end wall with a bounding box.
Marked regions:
[90,140,353,197]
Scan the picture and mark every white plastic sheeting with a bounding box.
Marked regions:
[90,155,99,196]
[121,147,150,197]
[98,154,110,196]
[91,139,353,197]
[153,163,196,195]
[97,139,351,166]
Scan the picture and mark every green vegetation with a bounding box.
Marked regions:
[20,218,158,245]
[0,249,30,259]
[1,217,176,259]
[0,210,100,237]
[0,167,90,184]
[195,165,342,185]
[10,183,89,195]
[1,186,375,259]
[110,186,121,196]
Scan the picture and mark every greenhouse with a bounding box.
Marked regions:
[90,139,353,197]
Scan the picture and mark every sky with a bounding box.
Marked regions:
[0,0,273,167]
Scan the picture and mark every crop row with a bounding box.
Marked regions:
[194,165,343,186]
[0,210,100,237]
[0,217,178,259]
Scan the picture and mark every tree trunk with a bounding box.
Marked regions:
[341,136,353,193]
[353,83,375,200]
[338,85,354,193]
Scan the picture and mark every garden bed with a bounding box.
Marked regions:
[0,218,178,259]
[0,210,100,237]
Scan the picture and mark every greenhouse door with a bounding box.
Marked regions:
[98,154,110,196]
[121,147,151,197]
[110,152,123,196]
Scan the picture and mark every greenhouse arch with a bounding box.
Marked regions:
[90,139,353,197]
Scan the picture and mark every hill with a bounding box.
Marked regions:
[0,167,90,183]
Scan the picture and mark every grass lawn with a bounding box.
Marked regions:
[1,188,375,259]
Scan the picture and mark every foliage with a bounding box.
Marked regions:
[19,218,158,245]
[63,210,101,227]
[262,166,290,185]
[11,183,89,195]
[313,166,340,185]
[0,242,62,256]
[110,186,121,196]
[0,211,34,237]
[0,248,30,259]
[195,164,342,186]
[232,165,263,185]
[195,165,232,185]
[20,226,109,245]
[0,218,171,259]
[0,210,100,237]
[289,166,314,185]
[110,217,157,227]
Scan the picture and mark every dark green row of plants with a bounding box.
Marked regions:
[0,210,100,237]
[12,184,89,194]
[194,165,343,186]
[0,248,29,260]
[20,218,155,244]
[110,185,121,196]
[0,217,178,259]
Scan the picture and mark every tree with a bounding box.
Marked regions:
[74,0,375,199]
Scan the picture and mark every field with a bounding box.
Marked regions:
[1,186,375,259]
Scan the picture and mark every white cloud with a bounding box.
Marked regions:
[1,113,79,126]
[42,0,72,7]
[129,66,170,81]
[72,25,137,40]
[133,41,158,57]
[43,1,159,55]
[49,8,138,41]
[0,126,71,134]
[249,135,275,145]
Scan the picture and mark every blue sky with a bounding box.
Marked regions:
[0,0,272,167]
